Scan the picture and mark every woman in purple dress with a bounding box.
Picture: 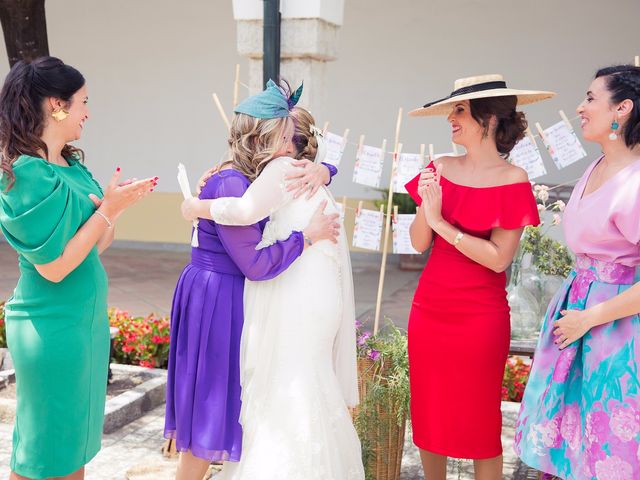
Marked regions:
[164,81,340,480]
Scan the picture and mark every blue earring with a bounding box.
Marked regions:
[609,119,619,140]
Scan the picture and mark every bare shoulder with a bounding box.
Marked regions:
[433,155,457,174]
[501,163,529,184]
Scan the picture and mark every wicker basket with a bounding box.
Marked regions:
[353,357,407,480]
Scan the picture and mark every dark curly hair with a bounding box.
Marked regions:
[469,95,527,156]
[595,65,640,148]
[0,56,85,191]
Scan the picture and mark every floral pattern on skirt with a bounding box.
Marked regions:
[515,255,640,480]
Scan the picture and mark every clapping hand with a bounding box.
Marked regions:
[419,163,444,228]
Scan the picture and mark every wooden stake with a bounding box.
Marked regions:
[373,106,402,335]
[233,64,241,108]
[212,93,231,131]
[394,108,403,151]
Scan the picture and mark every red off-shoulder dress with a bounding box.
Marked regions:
[405,164,539,459]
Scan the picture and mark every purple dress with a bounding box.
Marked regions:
[164,169,304,462]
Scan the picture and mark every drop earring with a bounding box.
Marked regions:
[51,109,69,122]
[609,119,619,141]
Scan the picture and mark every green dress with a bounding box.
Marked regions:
[0,155,109,478]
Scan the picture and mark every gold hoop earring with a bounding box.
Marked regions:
[51,109,70,122]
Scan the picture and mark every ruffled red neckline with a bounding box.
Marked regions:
[404,167,540,232]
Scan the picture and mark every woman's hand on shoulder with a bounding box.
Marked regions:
[285,159,330,199]
[196,166,221,195]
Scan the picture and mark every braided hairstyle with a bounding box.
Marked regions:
[596,65,640,148]
[469,95,528,157]
[0,56,85,191]
[290,107,318,160]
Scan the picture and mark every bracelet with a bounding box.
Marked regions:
[303,234,313,247]
[453,231,464,246]
[94,210,113,228]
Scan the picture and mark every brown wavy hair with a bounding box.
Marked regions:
[290,107,318,160]
[0,56,85,190]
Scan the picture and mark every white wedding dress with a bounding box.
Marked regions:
[211,157,364,480]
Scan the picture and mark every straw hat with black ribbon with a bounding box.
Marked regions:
[409,74,555,117]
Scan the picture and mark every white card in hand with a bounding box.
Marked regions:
[177,163,194,199]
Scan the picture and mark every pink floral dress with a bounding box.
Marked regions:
[515,156,640,480]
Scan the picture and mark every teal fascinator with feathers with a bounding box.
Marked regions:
[234,79,303,119]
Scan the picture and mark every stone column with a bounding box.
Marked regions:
[232,0,344,120]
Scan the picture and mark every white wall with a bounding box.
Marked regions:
[0,0,638,200]
[0,0,245,191]
[321,0,640,197]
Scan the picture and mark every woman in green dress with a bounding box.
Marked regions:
[0,57,156,480]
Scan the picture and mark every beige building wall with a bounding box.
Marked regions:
[0,0,638,245]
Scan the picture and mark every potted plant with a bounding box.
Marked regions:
[354,319,410,480]
[509,185,574,339]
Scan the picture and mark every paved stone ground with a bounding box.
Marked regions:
[0,403,524,480]
[0,242,537,478]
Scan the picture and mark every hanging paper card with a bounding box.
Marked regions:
[353,208,383,251]
[392,214,419,254]
[393,153,423,194]
[324,131,347,166]
[510,136,547,179]
[541,121,587,169]
[353,145,384,187]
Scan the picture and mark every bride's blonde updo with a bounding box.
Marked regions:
[223,113,293,181]
[290,107,318,161]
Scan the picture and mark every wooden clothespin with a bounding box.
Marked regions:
[357,135,365,157]
[380,139,388,163]
[559,110,573,130]
[419,144,426,165]
[341,128,350,149]
[452,142,459,155]
[428,144,435,163]
[635,56,640,67]
[535,122,547,143]
[322,121,330,134]
[356,200,363,217]
[393,205,399,224]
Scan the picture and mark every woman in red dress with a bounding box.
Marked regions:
[405,75,552,479]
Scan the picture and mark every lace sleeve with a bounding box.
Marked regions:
[209,158,296,226]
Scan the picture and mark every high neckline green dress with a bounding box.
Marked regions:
[0,155,109,478]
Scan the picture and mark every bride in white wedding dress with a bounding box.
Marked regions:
[183,110,364,480]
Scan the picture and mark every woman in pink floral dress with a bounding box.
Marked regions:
[515,65,640,479]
